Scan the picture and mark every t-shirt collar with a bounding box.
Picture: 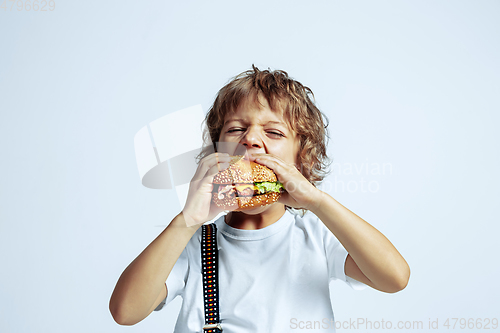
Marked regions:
[216,209,294,241]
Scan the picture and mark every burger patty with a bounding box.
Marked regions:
[216,184,237,199]
[215,184,258,199]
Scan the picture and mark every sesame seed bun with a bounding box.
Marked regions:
[212,155,278,185]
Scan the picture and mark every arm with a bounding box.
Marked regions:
[109,213,197,325]
[311,192,410,293]
[252,154,410,293]
[109,152,231,325]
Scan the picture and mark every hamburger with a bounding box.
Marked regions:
[212,155,285,210]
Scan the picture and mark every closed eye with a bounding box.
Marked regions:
[268,131,284,137]
[227,128,245,133]
[226,128,285,138]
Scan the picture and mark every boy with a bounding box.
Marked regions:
[109,66,410,332]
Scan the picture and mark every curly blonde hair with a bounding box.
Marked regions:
[197,65,331,186]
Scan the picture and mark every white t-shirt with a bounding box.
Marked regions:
[155,209,366,332]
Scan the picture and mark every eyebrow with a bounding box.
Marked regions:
[224,119,287,127]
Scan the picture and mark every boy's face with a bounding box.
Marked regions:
[218,94,301,215]
[219,94,301,168]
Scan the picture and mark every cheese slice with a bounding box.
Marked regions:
[235,184,257,192]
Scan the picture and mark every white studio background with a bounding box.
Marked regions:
[1,1,499,332]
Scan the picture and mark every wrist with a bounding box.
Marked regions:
[173,212,202,232]
[307,188,326,214]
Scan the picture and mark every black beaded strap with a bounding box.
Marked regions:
[201,223,222,332]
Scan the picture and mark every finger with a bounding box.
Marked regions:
[192,153,231,182]
[254,155,290,177]
[253,153,285,163]
[189,162,230,192]
[253,153,287,168]
[201,152,230,168]
[186,159,231,200]
[215,155,232,172]
[202,162,231,183]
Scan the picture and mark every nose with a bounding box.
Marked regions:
[240,127,262,149]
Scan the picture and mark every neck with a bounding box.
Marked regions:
[225,204,286,230]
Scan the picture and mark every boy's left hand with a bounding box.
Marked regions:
[252,153,323,212]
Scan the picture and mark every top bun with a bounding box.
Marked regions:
[213,155,278,184]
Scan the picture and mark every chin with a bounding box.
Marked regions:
[233,202,282,214]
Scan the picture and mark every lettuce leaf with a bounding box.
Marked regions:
[254,181,284,194]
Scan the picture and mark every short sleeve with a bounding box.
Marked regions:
[324,228,367,291]
[154,245,189,311]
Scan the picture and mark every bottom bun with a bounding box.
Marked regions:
[212,192,281,211]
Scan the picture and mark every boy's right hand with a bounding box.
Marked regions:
[181,152,231,227]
